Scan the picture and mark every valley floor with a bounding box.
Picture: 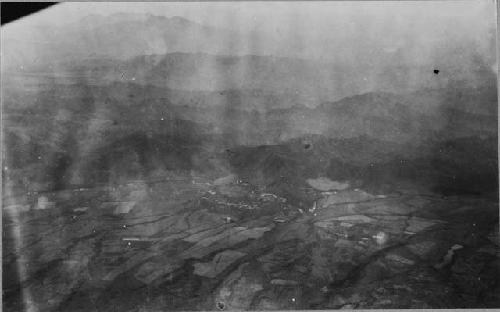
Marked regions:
[2,172,500,311]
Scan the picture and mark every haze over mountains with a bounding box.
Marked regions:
[2,2,497,108]
[1,2,499,311]
[2,3,498,194]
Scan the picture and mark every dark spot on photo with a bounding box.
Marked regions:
[216,302,225,310]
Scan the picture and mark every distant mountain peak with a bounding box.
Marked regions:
[170,16,192,24]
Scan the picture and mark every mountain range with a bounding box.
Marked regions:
[1,12,497,198]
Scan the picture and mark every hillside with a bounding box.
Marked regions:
[1,4,498,311]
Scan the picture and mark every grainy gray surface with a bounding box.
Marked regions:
[1,2,498,311]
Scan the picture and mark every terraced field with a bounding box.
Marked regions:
[3,173,499,311]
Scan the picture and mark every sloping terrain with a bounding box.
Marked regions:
[3,172,499,311]
[2,6,498,311]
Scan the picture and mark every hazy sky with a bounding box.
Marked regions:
[14,1,495,29]
[3,1,497,70]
